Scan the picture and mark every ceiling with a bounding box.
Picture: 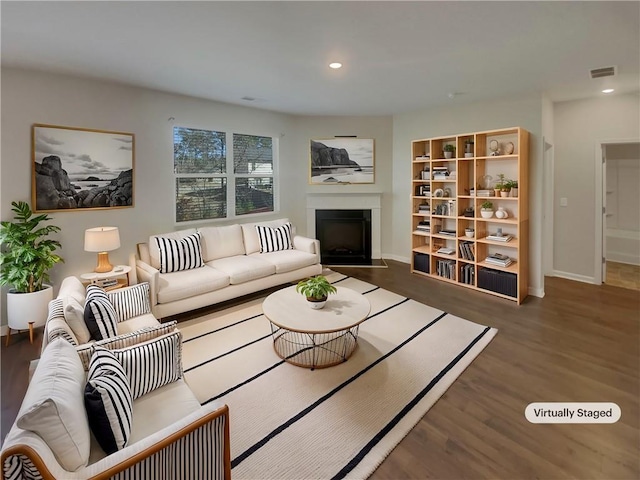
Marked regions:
[2,1,639,116]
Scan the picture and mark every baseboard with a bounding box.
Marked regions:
[553,270,597,285]
[606,253,640,266]
[383,254,410,264]
[528,287,545,298]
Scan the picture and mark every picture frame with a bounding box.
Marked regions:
[309,138,374,184]
[32,124,134,212]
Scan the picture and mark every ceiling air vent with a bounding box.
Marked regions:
[590,66,616,79]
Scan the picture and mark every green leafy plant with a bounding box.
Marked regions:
[0,201,64,293]
[443,144,455,152]
[481,201,494,210]
[505,179,518,189]
[296,275,337,300]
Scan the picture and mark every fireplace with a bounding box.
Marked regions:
[315,209,372,265]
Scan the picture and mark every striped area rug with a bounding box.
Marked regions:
[179,272,497,479]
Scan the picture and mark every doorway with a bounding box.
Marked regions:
[595,140,640,290]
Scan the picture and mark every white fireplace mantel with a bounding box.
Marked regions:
[306,193,382,259]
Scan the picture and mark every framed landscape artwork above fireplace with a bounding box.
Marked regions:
[32,124,135,212]
[309,138,374,184]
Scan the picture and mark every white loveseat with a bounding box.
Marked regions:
[42,276,161,354]
[136,218,322,318]
[1,333,231,480]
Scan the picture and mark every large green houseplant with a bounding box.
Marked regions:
[0,201,64,293]
[1,201,63,341]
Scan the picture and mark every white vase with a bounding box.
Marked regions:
[7,284,53,330]
[495,207,509,219]
[480,209,494,219]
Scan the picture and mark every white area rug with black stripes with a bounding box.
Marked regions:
[179,272,497,479]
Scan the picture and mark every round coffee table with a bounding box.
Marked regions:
[262,285,370,369]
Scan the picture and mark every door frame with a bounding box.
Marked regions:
[594,138,639,284]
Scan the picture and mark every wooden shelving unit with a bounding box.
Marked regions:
[410,127,529,303]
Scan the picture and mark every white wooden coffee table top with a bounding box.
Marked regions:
[262,285,370,333]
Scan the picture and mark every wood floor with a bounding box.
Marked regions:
[606,261,640,291]
[2,260,639,479]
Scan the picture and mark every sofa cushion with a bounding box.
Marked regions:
[148,228,197,270]
[85,347,133,454]
[84,285,118,341]
[256,222,294,253]
[58,275,86,305]
[116,313,160,335]
[251,249,319,273]
[63,295,92,344]
[155,232,204,273]
[16,338,90,472]
[207,255,276,285]
[108,330,183,400]
[107,283,151,322]
[199,224,246,262]
[241,218,290,255]
[157,266,230,304]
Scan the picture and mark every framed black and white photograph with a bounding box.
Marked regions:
[32,124,134,212]
[309,138,374,184]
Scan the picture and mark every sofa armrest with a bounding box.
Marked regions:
[1,402,230,480]
[135,259,159,308]
[88,403,230,480]
[293,235,321,262]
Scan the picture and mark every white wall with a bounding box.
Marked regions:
[553,93,640,280]
[391,95,545,297]
[0,68,392,327]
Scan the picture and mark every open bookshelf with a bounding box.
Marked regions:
[410,127,529,303]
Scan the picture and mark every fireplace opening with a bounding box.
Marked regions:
[316,209,372,265]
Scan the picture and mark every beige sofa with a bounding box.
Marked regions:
[136,218,322,318]
[1,333,231,480]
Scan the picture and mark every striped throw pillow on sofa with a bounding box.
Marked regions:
[85,347,133,454]
[256,222,294,253]
[107,330,183,400]
[155,232,204,273]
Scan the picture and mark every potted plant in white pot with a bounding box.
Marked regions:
[480,201,494,219]
[296,275,337,310]
[443,144,455,159]
[0,201,64,344]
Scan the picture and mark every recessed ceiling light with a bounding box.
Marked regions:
[329,62,342,69]
[602,88,615,94]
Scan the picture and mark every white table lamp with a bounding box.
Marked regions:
[85,226,121,273]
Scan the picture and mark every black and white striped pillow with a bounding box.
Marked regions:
[107,282,151,322]
[85,347,133,454]
[110,331,183,399]
[256,222,294,253]
[84,285,118,340]
[155,233,204,273]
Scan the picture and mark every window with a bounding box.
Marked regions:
[174,127,275,223]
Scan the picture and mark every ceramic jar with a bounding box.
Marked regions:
[495,207,509,219]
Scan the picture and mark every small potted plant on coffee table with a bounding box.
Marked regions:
[296,275,337,310]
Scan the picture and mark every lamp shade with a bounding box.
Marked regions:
[84,226,121,253]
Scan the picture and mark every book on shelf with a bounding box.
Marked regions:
[484,255,512,267]
[95,278,118,288]
[439,229,456,236]
[476,190,491,197]
[436,247,455,255]
[486,234,513,242]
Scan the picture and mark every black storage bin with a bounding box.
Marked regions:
[478,267,517,298]
[413,252,430,274]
